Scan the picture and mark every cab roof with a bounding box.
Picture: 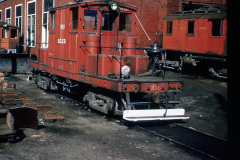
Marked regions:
[49,0,138,11]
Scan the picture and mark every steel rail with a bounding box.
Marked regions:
[136,124,227,160]
[183,78,227,94]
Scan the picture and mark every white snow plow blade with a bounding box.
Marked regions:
[123,109,189,121]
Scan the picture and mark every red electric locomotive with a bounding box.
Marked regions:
[161,7,227,78]
[29,0,188,121]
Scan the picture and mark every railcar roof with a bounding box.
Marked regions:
[163,7,226,20]
[49,0,138,11]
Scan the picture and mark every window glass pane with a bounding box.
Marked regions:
[32,15,35,46]
[102,13,113,31]
[11,29,17,38]
[83,10,97,30]
[19,17,22,36]
[2,29,7,38]
[166,21,172,34]
[16,18,18,26]
[119,13,132,32]
[72,8,78,29]
[0,11,2,21]
[44,0,54,12]
[51,12,55,30]
[43,13,47,24]
[28,2,35,15]
[27,14,35,46]
[28,15,31,30]
[7,19,10,25]
[6,9,10,18]
[211,19,223,36]
[19,17,22,28]
[43,24,47,47]
[16,6,21,17]
[187,21,194,34]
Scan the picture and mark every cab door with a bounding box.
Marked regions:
[100,12,116,55]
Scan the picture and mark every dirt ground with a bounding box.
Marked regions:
[0,73,227,160]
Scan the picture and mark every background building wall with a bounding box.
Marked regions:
[0,0,226,53]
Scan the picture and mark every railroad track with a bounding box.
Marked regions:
[135,123,227,160]
[164,71,227,94]
[27,76,228,160]
[183,78,227,94]
[12,74,228,159]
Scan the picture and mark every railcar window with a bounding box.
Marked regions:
[71,8,78,29]
[166,21,173,34]
[11,29,17,38]
[50,12,55,30]
[83,10,98,30]
[187,21,194,35]
[102,13,113,31]
[211,19,224,36]
[119,13,132,32]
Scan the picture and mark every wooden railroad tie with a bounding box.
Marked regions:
[0,80,65,121]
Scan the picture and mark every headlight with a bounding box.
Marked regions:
[121,65,130,79]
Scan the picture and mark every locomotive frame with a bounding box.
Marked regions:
[29,0,189,121]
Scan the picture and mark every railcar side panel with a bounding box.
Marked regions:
[163,13,227,55]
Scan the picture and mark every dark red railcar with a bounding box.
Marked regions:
[29,0,188,121]
[162,7,227,78]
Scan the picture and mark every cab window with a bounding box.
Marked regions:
[83,10,98,30]
[102,13,113,31]
[119,13,132,32]
[71,7,78,29]
[50,12,55,30]
[11,29,17,38]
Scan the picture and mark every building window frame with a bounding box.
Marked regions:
[15,4,22,37]
[42,0,54,48]
[5,7,11,25]
[27,1,36,47]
